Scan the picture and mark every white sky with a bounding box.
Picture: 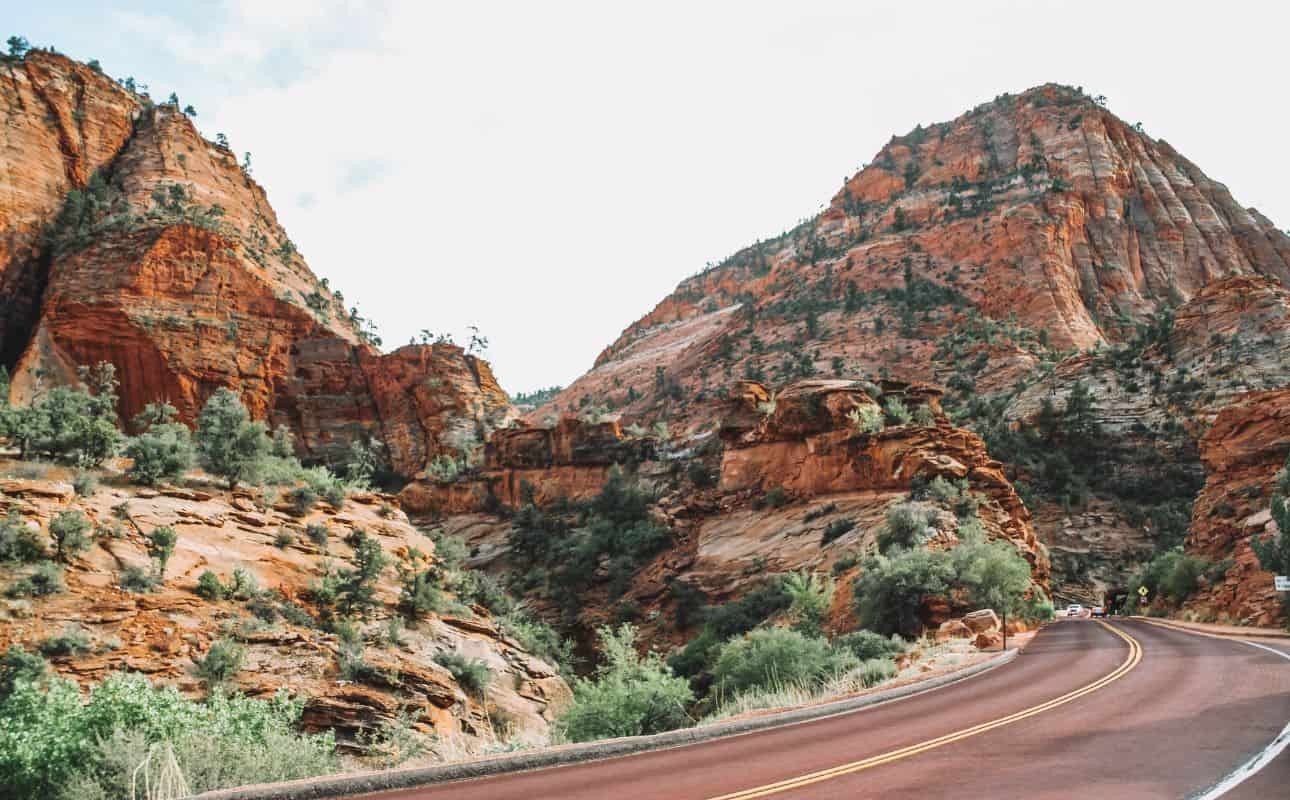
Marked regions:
[17,1,1290,393]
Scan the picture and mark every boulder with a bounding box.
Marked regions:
[963,609,1001,634]
[936,619,973,642]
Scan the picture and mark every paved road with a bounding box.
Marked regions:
[362,620,1289,799]
[1220,637,1290,800]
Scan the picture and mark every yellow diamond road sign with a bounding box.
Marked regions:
[1138,586,1149,597]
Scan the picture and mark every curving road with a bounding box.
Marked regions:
[362,620,1289,800]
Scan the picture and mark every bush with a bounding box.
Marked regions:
[876,504,930,553]
[38,626,91,658]
[712,627,857,695]
[146,525,178,578]
[195,389,271,489]
[433,651,491,697]
[847,404,884,434]
[118,565,157,593]
[1136,547,1210,604]
[0,672,336,798]
[758,486,788,509]
[125,405,195,485]
[952,537,1034,616]
[0,511,45,562]
[557,625,694,742]
[195,570,228,601]
[0,645,46,702]
[499,612,575,675]
[274,530,295,549]
[821,517,856,545]
[7,561,65,597]
[72,471,98,497]
[6,365,122,466]
[912,404,936,426]
[853,548,954,637]
[194,639,244,686]
[834,630,906,661]
[49,510,91,563]
[306,523,329,549]
[884,398,913,426]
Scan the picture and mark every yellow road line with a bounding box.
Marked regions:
[706,621,1143,800]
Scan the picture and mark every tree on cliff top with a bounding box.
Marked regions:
[195,389,270,489]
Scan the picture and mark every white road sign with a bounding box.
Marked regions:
[1276,576,1290,592]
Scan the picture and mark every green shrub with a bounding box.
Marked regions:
[195,389,271,489]
[499,612,575,675]
[38,626,91,657]
[853,548,954,637]
[847,404,884,434]
[306,523,329,549]
[124,405,195,485]
[118,565,157,593]
[821,517,856,545]
[6,365,122,466]
[557,625,694,742]
[147,525,178,578]
[884,398,913,426]
[856,656,898,687]
[876,504,930,553]
[833,630,906,661]
[7,561,65,597]
[783,571,834,636]
[758,486,788,509]
[0,645,46,702]
[712,627,857,695]
[337,530,387,619]
[72,471,98,497]
[0,511,45,562]
[274,530,295,549]
[194,639,244,686]
[433,651,491,697]
[0,672,336,798]
[49,511,91,563]
[912,404,936,426]
[195,570,228,601]
[1135,547,1210,604]
[952,537,1034,615]
[397,569,451,618]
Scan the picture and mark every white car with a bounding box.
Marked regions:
[1066,604,1084,617]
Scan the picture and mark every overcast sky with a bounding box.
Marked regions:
[14,1,1290,393]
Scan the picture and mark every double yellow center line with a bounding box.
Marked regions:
[707,621,1143,799]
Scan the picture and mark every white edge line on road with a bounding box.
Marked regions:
[1192,639,1290,800]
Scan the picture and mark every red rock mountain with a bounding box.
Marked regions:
[530,83,1290,616]
[0,51,514,475]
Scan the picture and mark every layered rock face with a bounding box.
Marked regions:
[536,84,1290,433]
[435,380,1048,639]
[0,467,569,751]
[1183,388,1290,624]
[528,82,1290,609]
[0,51,514,475]
[0,51,141,365]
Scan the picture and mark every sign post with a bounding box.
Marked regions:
[1138,585,1149,608]
[1276,576,1290,592]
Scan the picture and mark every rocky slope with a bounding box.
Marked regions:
[0,50,515,476]
[0,462,568,754]
[421,380,1048,643]
[529,83,1290,611]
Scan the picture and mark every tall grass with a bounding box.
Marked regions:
[702,657,898,723]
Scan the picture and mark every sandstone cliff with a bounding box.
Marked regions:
[0,50,515,476]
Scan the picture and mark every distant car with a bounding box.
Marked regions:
[1066,604,1084,617]
[1091,606,1107,618]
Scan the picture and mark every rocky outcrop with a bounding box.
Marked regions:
[0,465,569,751]
[0,51,141,365]
[1183,388,1290,625]
[399,417,654,513]
[0,50,515,476]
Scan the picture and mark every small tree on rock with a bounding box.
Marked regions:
[49,511,91,564]
[195,389,270,488]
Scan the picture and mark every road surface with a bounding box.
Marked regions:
[359,619,1289,799]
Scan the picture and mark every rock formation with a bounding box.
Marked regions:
[0,50,515,476]
[1183,388,1290,624]
[0,466,568,751]
[524,82,1290,613]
